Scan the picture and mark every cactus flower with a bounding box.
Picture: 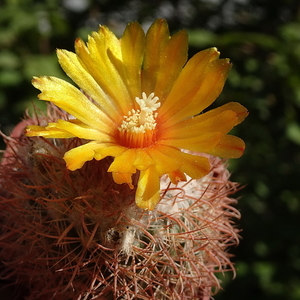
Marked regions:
[26,19,248,210]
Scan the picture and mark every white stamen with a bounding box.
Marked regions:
[135,92,161,113]
[118,93,160,134]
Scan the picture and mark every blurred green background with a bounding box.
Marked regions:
[1,0,299,299]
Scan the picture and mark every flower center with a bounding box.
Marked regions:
[118,92,160,148]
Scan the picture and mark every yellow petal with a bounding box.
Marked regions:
[159,47,219,118]
[51,119,113,141]
[96,25,123,60]
[153,29,188,102]
[163,102,248,137]
[133,149,154,170]
[93,145,127,160]
[142,19,170,95]
[118,21,145,101]
[147,145,184,176]
[108,149,137,174]
[135,165,161,210]
[161,54,231,126]
[168,170,187,184]
[172,59,232,124]
[206,135,246,158]
[57,48,118,120]
[32,76,114,131]
[26,125,75,138]
[216,102,249,125]
[159,132,222,153]
[142,19,188,101]
[152,147,211,179]
[112,172,133,188]
[179,152,211,179]
[82,27,134,115]
[63,141,103,171]
[160,110,238,140]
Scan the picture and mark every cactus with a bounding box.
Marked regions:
[0,105,240,300]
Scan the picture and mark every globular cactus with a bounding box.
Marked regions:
[0,105,240,300]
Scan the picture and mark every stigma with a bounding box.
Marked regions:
[118,93,160,148]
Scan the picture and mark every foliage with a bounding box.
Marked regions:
[1,0,300,299]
